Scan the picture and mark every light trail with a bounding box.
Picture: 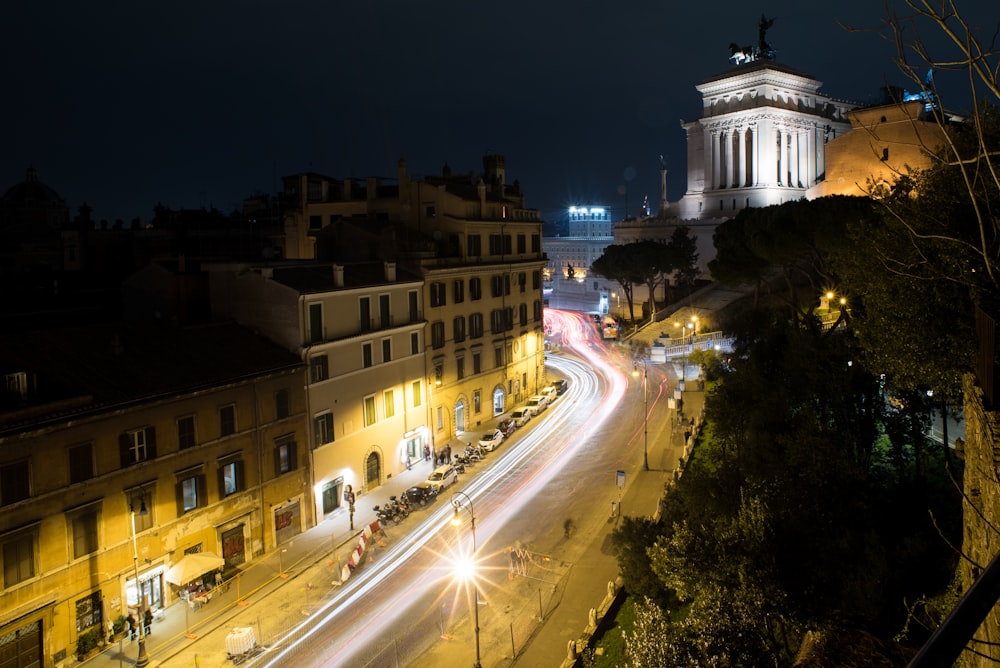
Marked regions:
[259,309,626,667]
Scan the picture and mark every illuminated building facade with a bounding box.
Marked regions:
[543,206,620,315]
[208,260,430,512]
[280,155,546,450]
[0,322,309,666]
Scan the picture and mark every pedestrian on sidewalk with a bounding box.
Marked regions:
[143,609,153,636]
[423,445,430,462]
[126,613,137,641]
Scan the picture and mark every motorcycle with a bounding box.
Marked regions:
[374,504,400,525]
[451,459,466,474]
[389,495,410,519]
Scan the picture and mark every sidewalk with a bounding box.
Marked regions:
[82,427,500,668]
[508,383,705,667]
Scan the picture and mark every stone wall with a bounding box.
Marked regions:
[961,373,1000,666]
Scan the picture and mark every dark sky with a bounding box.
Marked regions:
[3,1,995,225]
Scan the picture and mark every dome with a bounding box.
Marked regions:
[1,166,67,208]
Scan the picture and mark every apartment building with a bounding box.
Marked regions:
[209,260,430,512]
[280,154,547,447]
[0,322,308,666]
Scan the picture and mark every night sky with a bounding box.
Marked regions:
[3,1,995,226]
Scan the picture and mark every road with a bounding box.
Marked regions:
[251,309,667,667]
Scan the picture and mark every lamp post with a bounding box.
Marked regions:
[632,364,649,471]
[130,500,149,668]
[450,491,482,668]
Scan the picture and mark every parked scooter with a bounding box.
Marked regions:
[374,504,401,525]
[389,495,410,519]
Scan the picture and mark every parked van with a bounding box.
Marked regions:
[525,395,547,413]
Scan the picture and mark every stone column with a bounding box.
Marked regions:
[737,126,747,187]
[723,129,734,189]
[790,129,800,188]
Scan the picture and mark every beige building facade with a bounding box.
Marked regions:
[209,260,431,512]
[0,322,309,667]
[280,155,547,448]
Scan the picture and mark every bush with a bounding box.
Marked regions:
[76,628,101,658]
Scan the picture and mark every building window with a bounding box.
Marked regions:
[491,275,503,298]
[363,342,373,368]
[534,300,543,321]
[410,332,419,355]
[518,272,526,293]
[517,234,526,254]
[434,363,443,386]
[177,472,206,514]
[310,355,329,382]
[470,278,482,300]
[489,234,512,255]
[412,380,422,408]
[275,435,297,475]
[219,404,237,437]
[309,214,322,230]
[504,307,514,331]
[490,309,503,334]
[275,389,290,419]
[218,458,244,497]
[532,270,540,290]
[467,234,481,257]
[76,591,103,632]
[119,427,156,467]
[470,313,484,338]
[473,351,481,374]
[381,338,392,363]
[495,346,504,368]
[177,415,196,449]
[531,234,540,252]
[364,395,377,427]
[453,316,466,343]
[68,443,94,484]
[384,389,395,419]
[308,303,323,343]
[456,357,465,380]
[436,406,444,431]
[408,290,420,322]
[379,294,391,328]
[360,296,372,333]
[453,280,465,304]
[431,321,445,349]
[71,506,99,559]
[473,390,481,413]
[2,529,35,586]
[314,412,334,446]
[519,303,528,326]
[430,282,447,307]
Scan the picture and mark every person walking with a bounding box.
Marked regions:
[143,608,153,636]
[126,613,137,641]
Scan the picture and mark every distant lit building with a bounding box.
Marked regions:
[543,206,620,315]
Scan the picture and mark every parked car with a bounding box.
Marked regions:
[525,395,548,413]
[403,482,438,507]
[478,428,505,451]
[510,407,532,427]
[540,386,558,403]
[426,464,459,493]
[497,418,517,436]
[551,379,568,395]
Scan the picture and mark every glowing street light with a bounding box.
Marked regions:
[130,499,150,668]
[450,491,482,668]
[631,364,649,471]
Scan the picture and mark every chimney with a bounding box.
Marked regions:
[384,261,397,282]
[333,264,345,288]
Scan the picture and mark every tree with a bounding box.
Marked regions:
[591,242,659,323]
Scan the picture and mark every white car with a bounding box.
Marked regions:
[510,407,532,427]
[478,429,504,451]
[540,386,558,403]
[525,395,548,413]
[426,465,458,493]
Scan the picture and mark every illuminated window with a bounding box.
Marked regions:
[384,389,395,419]
[275,435,297,474]
[219,458,244,497]
[364,395,377,427]
[412,380,422,408]
[313,412,333,446]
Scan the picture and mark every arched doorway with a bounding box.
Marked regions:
[455,399,466,433]
[492,387,506,416]
[365,451,381,490]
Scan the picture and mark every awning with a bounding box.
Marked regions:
[164,552,225,586]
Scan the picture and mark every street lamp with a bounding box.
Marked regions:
[632,364,649,471]
[130,499,150,668]
[450,491,482,668]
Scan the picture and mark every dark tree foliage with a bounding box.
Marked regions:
[613,312,962,664]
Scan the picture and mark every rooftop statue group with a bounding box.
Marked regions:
[729,14,777,65]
